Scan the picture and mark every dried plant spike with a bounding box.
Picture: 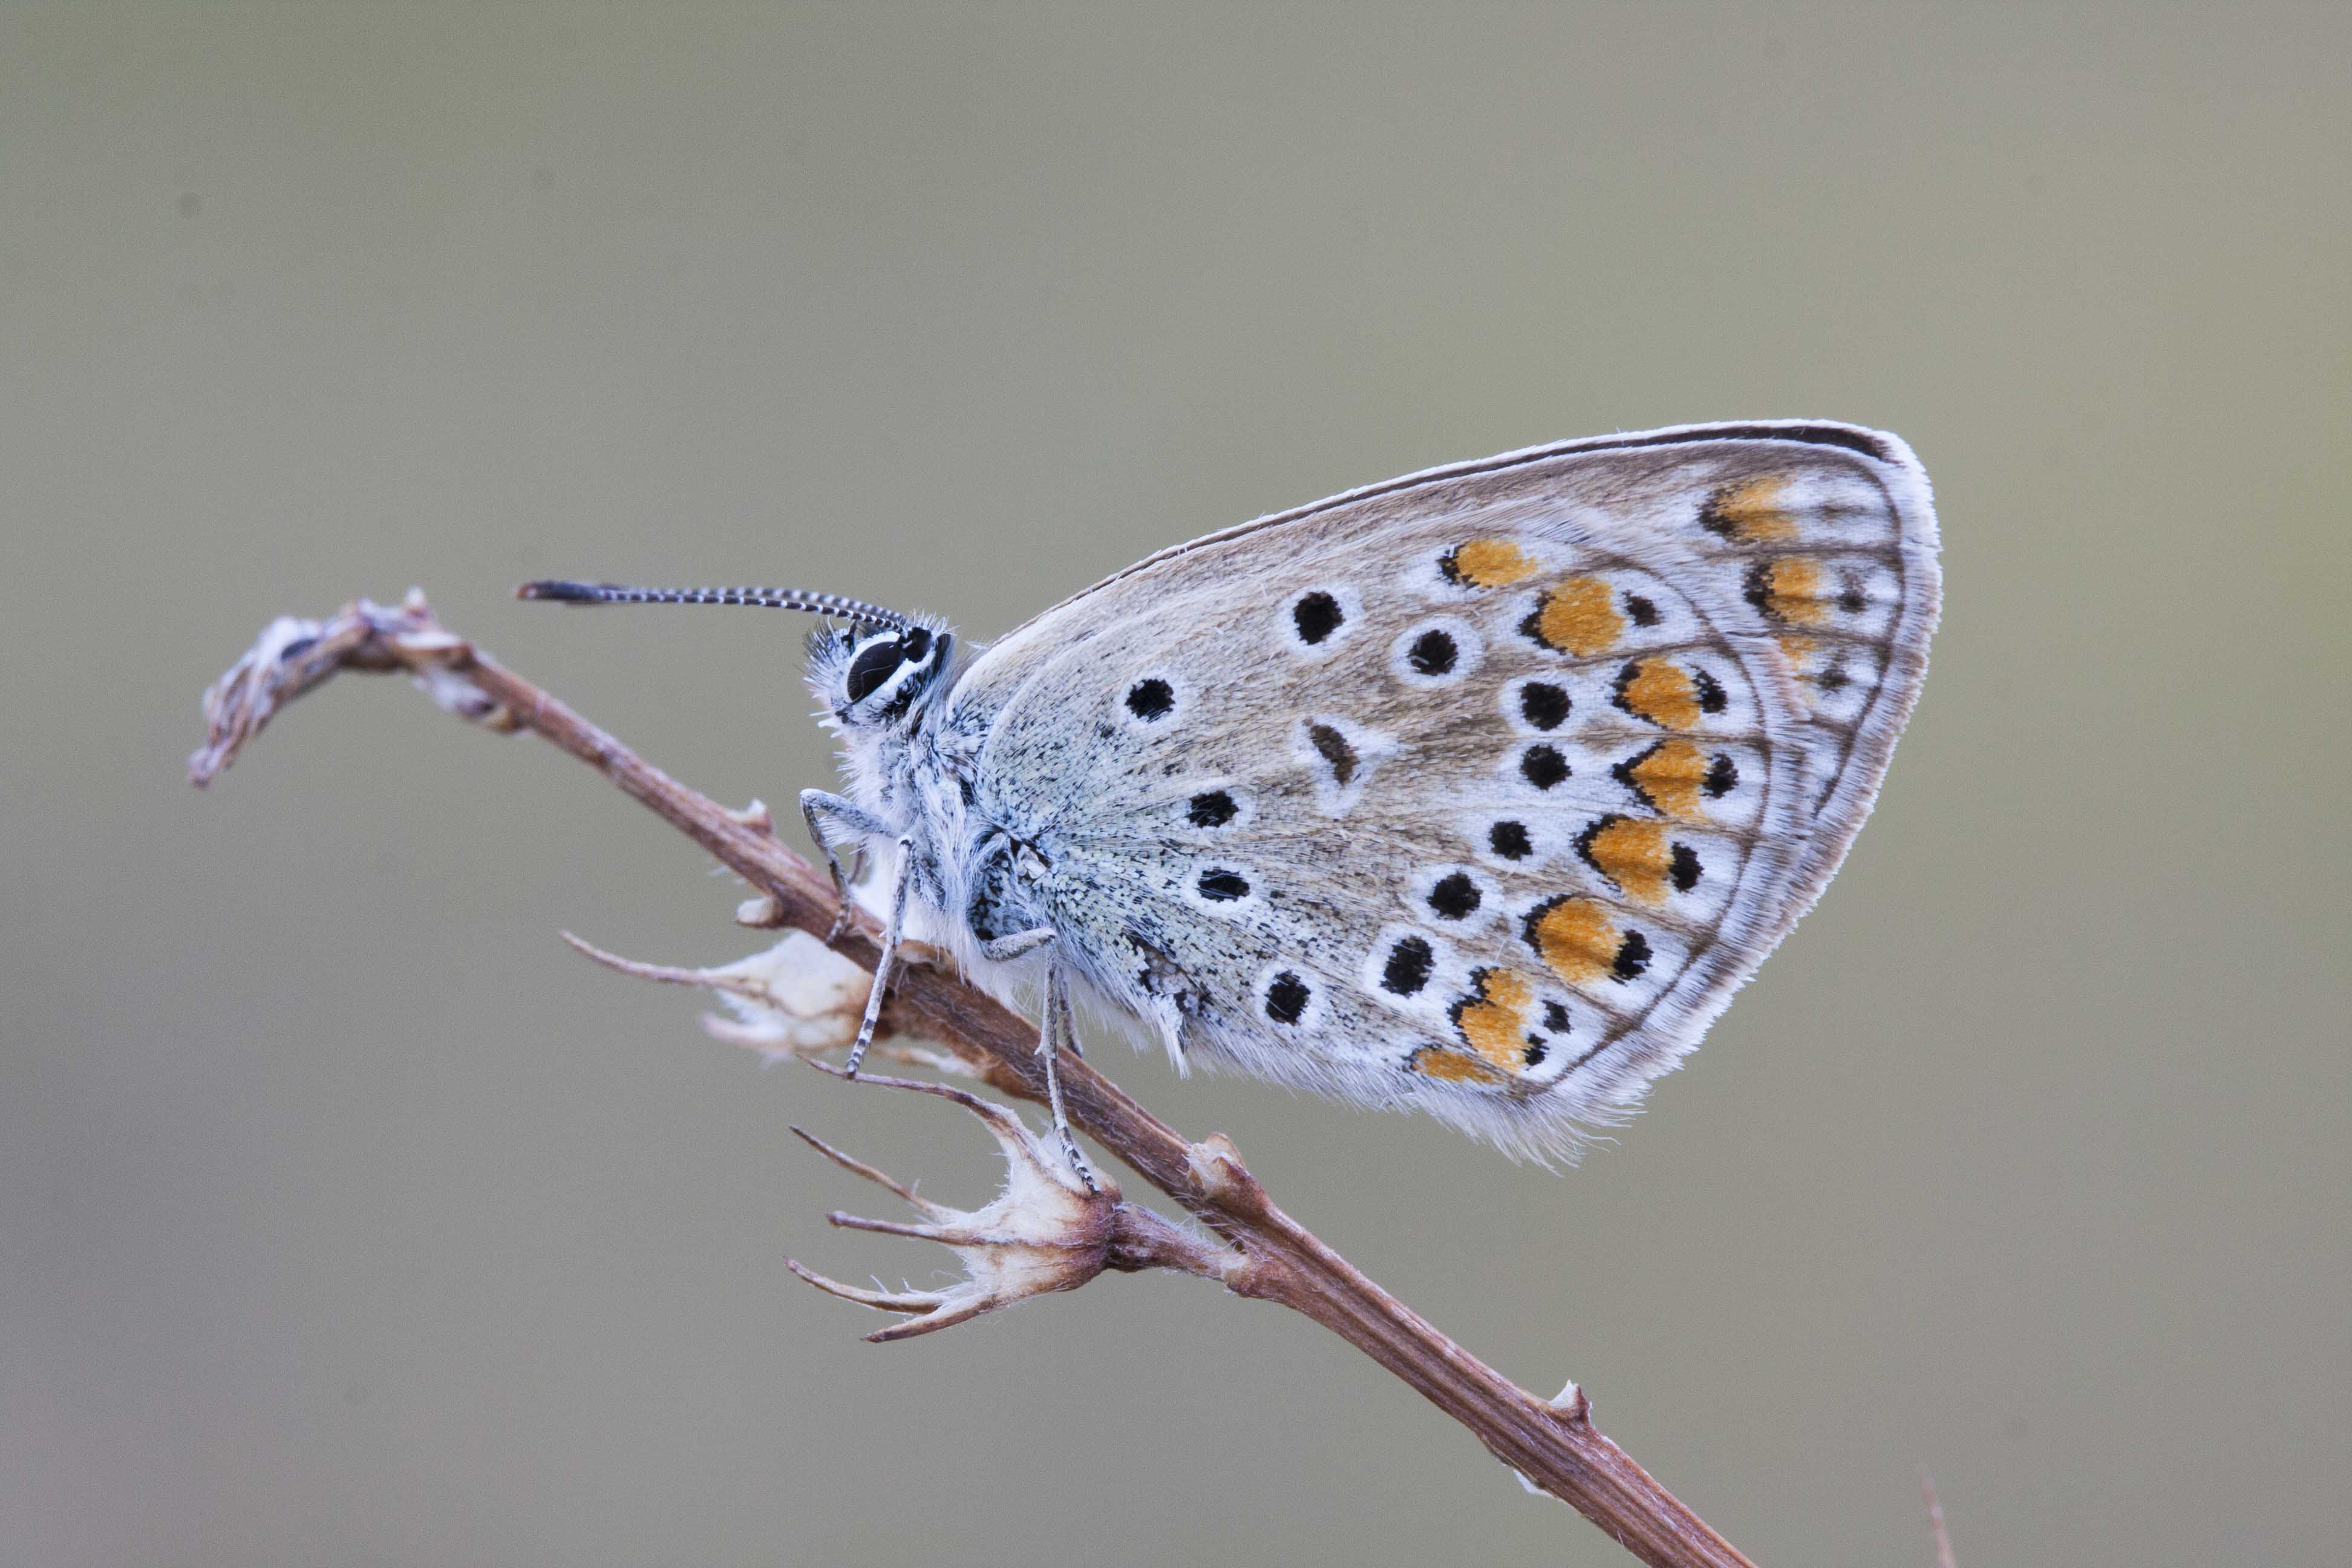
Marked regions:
[788,1068,1118,1341]
[560,932,724,990]
[787,1124,943,1218]
[803,1065,1114,1205]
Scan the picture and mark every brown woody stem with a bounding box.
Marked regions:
[189,593,1757,1568]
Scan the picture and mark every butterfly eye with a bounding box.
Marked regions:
[843,638,906,704]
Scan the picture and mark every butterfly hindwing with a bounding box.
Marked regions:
[948,423,1938,1158]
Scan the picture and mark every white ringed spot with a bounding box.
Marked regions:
[1388,615,1484,690]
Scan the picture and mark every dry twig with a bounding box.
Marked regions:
[191,590,1760,1568]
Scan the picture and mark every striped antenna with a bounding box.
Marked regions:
[516,580,913,633]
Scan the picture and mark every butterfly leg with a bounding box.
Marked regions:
[1047,956,1083,1063]
[843,835,915,1079]
[975,927,1095,1193]
[800,789,892,944]
[976,928,1055,964]
[1042,954,1097,1193]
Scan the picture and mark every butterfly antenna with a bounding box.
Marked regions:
[516,580,913,633]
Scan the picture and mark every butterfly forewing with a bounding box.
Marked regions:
[950,423,1938,1158]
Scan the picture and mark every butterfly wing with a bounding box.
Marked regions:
[946,422,1938,1158]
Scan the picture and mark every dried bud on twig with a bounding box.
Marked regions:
[560,930,970,1074]
[786,1069,1228,1341]
[188,590,511,785]
[786,1070,1122,1340]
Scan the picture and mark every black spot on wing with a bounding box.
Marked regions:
[1520,745,1570,791]
[1408,627,1458,676]
[1612,930,1651,981]
[1308,723,1357,786]
[1518,682,1570,731]
[1187,790,1237,828]
[1293,593,1343,644]
[1427,872,1481,920]
[1264,972,1310,1024]
[1126,678,1174,721]
[1381,936,1434,996]
[1197,867,1250,902]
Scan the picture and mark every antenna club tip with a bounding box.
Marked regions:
[517,580,603,603]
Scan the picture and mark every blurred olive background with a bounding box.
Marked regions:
[4,5,2345,1566]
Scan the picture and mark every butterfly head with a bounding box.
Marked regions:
[805,618,956,730]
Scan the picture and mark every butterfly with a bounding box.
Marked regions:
[523,420,1939,1165]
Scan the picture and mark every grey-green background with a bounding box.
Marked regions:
[5,5,2345,1565]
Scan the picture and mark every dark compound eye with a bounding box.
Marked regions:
[843,638,906,705]
[1427,872,1481,920]
[1187,789,1238,828]
[1518,682,1570,731]
[1292,592,1344,645]
[1520,745,1570,791]
[1197,867,1250,902]
[1489,820,1533,860]
[1264,971,1311,1024]
[1126,678,1175,721]
[1380,936,1434,996]
[1408,628,1458,676]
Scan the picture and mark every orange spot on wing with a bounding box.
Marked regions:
[1443,538,1539,588]
[1578,816,1670,904]
[1615,657,1700,728]
[1530,575,1624,656]
[1409,1044,1507,1083]
[1451,968,1537,1070]
[1702,475,1798,541]
[1528,896,1619,985]
[1624,739,1709,818]
[1772,632,1824,717]
[1751,555,1828,626]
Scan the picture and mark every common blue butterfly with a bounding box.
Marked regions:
[524,421,1939,1166]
